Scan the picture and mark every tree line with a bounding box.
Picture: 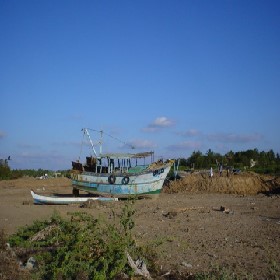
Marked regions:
[0,166,71,180]
[179,148,280,174]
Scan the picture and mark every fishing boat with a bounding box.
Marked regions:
[31,190,118,205]
[71,128,173,198]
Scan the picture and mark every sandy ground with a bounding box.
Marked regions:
[0,175,280,279]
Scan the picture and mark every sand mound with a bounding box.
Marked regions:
[163,172,280,195]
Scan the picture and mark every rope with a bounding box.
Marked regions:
[78,131,85,161]
[87,128,135,150]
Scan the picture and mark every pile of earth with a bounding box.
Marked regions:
[163,171,280,195]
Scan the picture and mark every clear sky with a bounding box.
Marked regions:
[1,0,279,170]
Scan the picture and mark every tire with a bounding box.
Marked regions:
[121,176,129,185]
[108,174,116,184]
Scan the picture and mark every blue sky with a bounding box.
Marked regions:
[1,0,279,170]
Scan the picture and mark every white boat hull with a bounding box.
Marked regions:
[31,190,118,205]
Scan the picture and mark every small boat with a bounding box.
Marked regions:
[31,190,118,205]
[71,128,173,198]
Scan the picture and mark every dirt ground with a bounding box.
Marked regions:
[0,173,280,279]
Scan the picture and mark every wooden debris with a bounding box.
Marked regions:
[126,251,152,279]
[212,206,231,214]
[30,225,59,242]
[22,201,32,205]
[162,211,177,218]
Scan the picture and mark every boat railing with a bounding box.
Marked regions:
[127,165,148,173]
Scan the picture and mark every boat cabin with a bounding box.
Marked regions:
[72,151,155,174]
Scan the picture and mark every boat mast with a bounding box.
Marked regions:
[83,128,98,157]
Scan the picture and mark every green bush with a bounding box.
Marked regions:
[9,201,139,280]
[0,165,11,179]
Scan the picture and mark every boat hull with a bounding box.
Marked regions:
[71,164,171,197]
[31,190,118,205]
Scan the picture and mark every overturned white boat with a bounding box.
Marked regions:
[31,190,118,205]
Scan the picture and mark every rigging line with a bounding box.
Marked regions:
[78,132,85,161]
[86,128,135,150]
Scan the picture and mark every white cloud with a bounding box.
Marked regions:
[126,139,157,150]
[142,126,158,132]
[170,129,264,156]
[177,128,262,145]
[143,116,174,132]
[207,133,262,143]
[178,129,201,137]
[167,141,202,151]
[153,117,173,127]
